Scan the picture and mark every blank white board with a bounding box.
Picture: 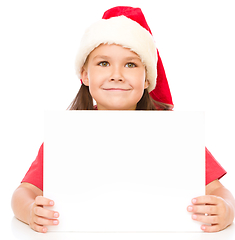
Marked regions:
[44,111,205,232]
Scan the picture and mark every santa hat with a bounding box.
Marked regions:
[75,6,173,107]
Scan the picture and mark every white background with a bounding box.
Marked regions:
[0,0,234,235]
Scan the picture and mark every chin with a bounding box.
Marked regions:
[98,103,136,110]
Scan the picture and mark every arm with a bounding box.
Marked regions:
[11,183,59,233]
[187,179,235,232]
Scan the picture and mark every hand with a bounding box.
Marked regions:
[28,196,59,233]
[187,195,231,232]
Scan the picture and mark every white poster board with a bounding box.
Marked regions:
[44,111,205,232]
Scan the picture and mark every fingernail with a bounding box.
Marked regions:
[53,220,58,225]
[54,212,59,218]
[50,201,54,206]
[188,206,193,212]
[192,199,197,204]
[42,227,47,233]
[192,214,197,220]
[201,226,206,230]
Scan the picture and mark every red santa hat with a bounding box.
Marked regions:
[75,6,173,107]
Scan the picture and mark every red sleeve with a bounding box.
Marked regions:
[21,143,44,191]
[205,147,226,185]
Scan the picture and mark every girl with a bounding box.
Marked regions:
[11,6,235,233]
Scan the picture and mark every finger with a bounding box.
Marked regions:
[192,214,219,225]
[34,206,59,219]
[201,224,221,233]
[192,195,220,205]
[187,205,218,215]
[35,196,54,206]
[33,215,59,226]
[29,222,48,233]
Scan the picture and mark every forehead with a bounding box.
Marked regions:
[89,44,141,60]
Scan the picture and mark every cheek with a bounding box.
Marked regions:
[130,68,146,85]
[87,76,103,100]
[132,74,146,90]
[88,81,99,99]
[132,75,147,101]
[88,67,108,85]
[87,69,100,87]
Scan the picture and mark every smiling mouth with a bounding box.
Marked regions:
[102,88,131,91]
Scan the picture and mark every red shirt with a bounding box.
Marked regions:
[22,144,226,191]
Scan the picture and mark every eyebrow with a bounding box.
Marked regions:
[124,56,142,62]
[93,55,111,60]
[92,55,141,62]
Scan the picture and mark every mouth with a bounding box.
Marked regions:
[102,88,131,91]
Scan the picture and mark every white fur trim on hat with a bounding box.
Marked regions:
[75,16,157,92]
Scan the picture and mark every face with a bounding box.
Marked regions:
[81,44,149,110]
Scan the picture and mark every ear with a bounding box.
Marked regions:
[81,67,89,86]
[144,79,150,89]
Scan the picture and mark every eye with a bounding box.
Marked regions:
[98,61,110,67]
[125,63,136,68]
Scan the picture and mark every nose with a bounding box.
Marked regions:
[110,65,124,82]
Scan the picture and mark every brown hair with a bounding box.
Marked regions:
[67,83,173,110]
